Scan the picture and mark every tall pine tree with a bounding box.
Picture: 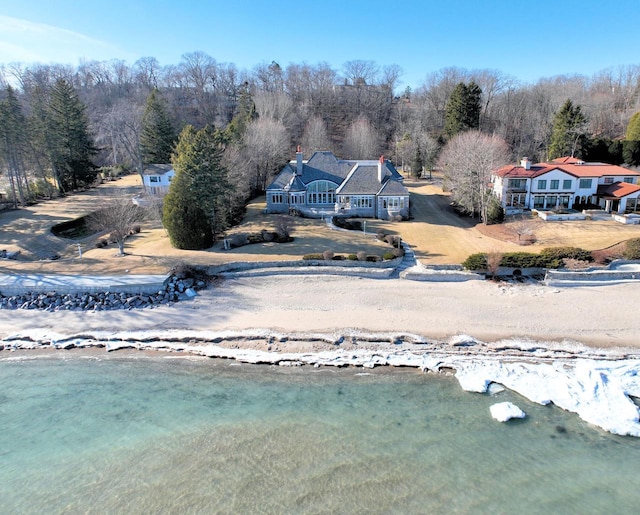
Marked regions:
[548,99,587,160]
[623,112,640,165]
[0,87,30,207]
[444,81,482,138]
[162,125,229,249]
[224,82,257,142]
[140,89,175,165]
[46,79,97,193]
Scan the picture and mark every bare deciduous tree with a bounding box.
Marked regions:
[343,116,380,159]
[302,116,331,154]
[242,119,289,194]
[438,130,509,224]
[89,196,146,256]
[486,251,503,279]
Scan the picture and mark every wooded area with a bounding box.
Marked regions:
[1,54,640,211]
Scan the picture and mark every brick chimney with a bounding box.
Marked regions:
[296,145,303,176]
[378,155,385,182]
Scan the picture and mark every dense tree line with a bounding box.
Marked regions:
[2,54,640,209]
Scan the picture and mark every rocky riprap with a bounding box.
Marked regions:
[0,275,207,311]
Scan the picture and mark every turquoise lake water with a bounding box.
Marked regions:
[1,352,639,514]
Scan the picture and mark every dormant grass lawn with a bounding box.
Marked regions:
[2,172,640,275]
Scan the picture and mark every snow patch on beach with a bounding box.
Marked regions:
[2,329,640,437]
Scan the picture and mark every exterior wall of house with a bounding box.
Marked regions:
[336,195,376,218]
[144,171,174,196]
[527,170,579,210]
[378,195,409,220]
[266,191,289,213]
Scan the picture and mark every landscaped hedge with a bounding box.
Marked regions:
[462,246,594,271]
[332,216,362,231]
[624,238,640,260]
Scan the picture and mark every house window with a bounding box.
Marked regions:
[624,177,635,184]
[547,195,558,208]
[508,179,526,190]
[149,176,159,183]
[563,179,572,189]
[603,177,614,184]
[579,178,592,189]
[271,193,284,204]
[550,180,559,190]
[533,196,544,209]
[352,196,373,208]
[537,179,547,189]
[307,180,337,204]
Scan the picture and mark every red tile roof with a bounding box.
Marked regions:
[597,182,640,198]
[493,157,640,179]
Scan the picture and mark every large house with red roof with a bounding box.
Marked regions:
[266,150,410,220]
[491,157,640,215]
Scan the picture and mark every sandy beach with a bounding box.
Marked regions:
[1,274,639,350]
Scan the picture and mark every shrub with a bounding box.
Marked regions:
[247,234,263,244]
[462,253,488,270]
[303,253,324,260]
[332,255,345,260]
[624,238,640,260]
[500,252,551,268]
[228,233,249,248]
[322,249,334,260]
[384,234,401,247]
[347,254,358,260]
[485,197,505,225]
[366,255,382,262]
[275,215,293,238]
[332,217,362,231]
[382,251,397,260]
[540,246,593,263]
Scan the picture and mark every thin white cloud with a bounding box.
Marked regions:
[0,15,131,64]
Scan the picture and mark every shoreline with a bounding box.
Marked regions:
[2,274,640,437]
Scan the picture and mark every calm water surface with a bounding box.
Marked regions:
[1,352,639,514]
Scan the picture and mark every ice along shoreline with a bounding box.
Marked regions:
[2,328,640,438]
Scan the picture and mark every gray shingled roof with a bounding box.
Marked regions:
[266,151,407,195]
[378,178,409,196]
[143,164,173,175]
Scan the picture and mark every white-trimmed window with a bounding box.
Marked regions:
[603,177,614,184]
[563,179,572,189]
[270,193,285,204]
[149,176,159,183]
[509,179,526,189]
[537,179,547,189]
[550,180,559,189]
[579,178,593,189]
[624,177,635,184]
[307,180,337,204]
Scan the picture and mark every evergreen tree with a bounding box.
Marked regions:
[46,79,98,192]
[548,99,587,160]
[162,125,229,249]
[625,112,640,141]
[140,89,175,164]
[411,145,424,178]
[0,87,31,207]
[444,81,482,138]
[224,82,257,142]
[623,112,640,165]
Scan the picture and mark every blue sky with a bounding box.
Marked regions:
[1,0,639,89]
